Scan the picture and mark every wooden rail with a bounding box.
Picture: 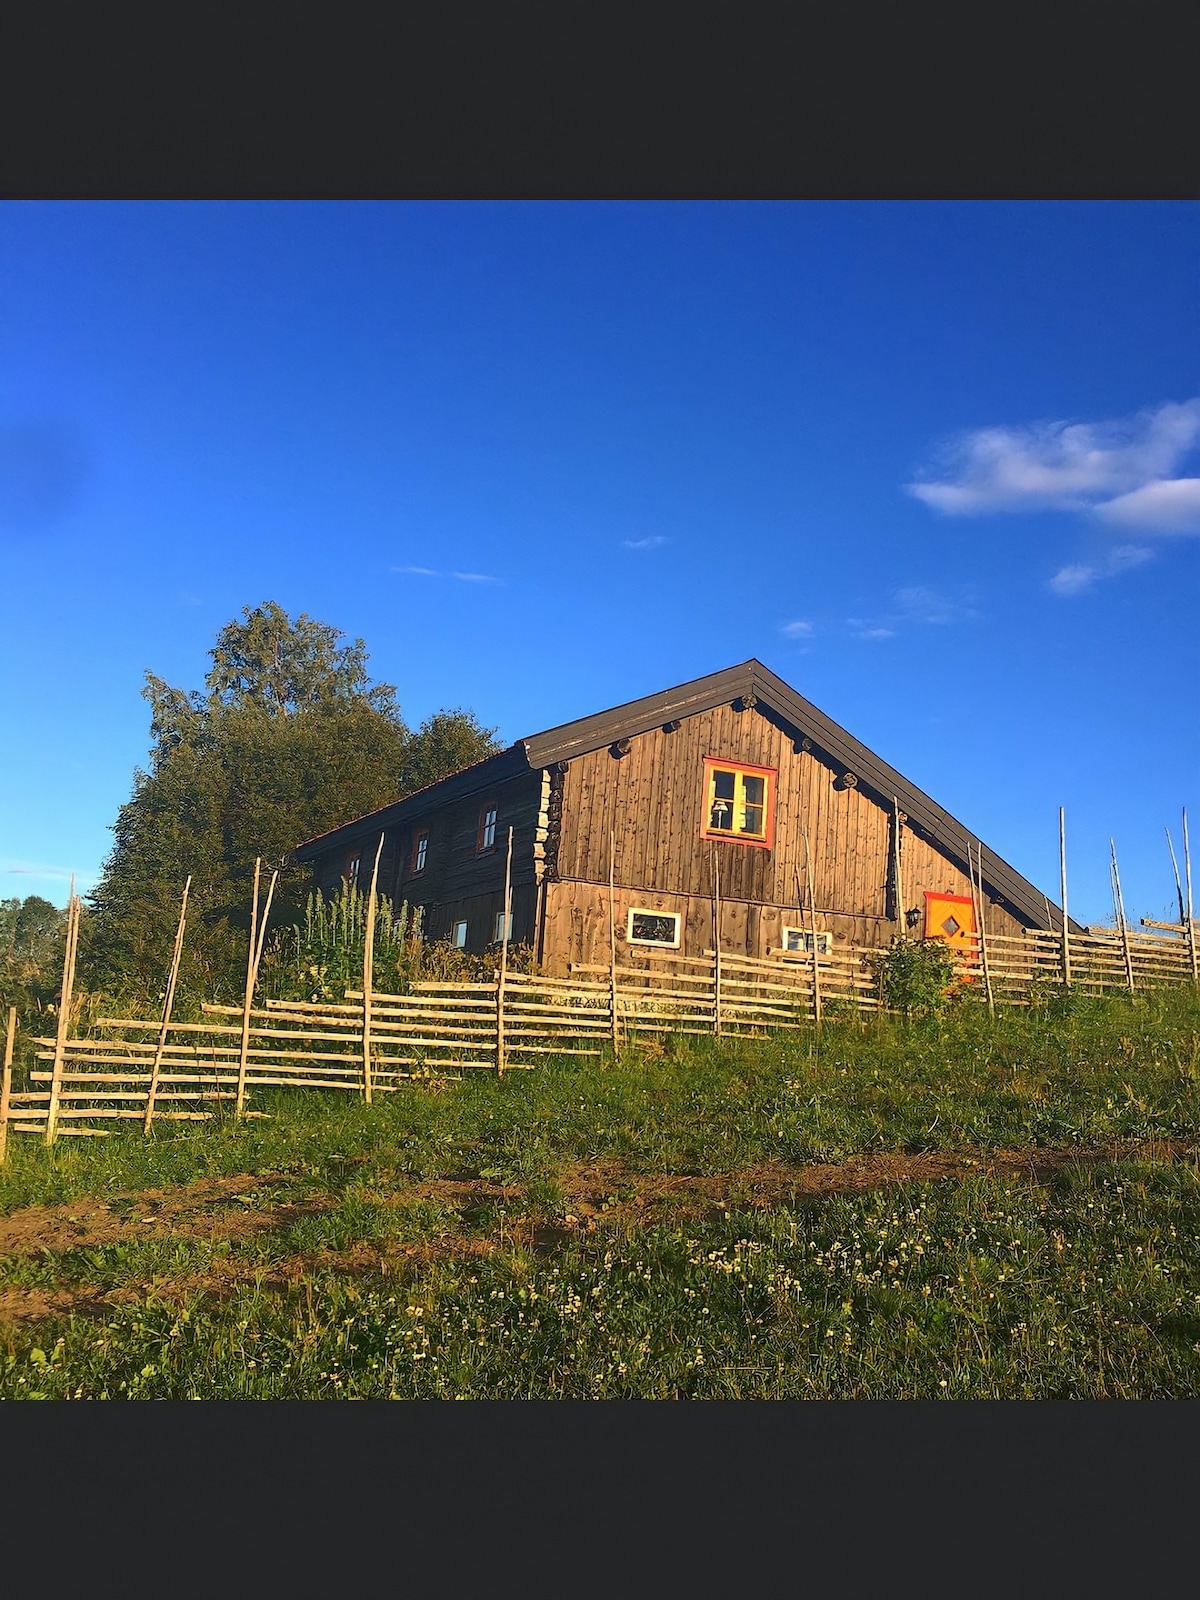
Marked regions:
[3,912,1196,1149]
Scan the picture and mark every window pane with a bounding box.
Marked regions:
[709,770,735,831]
[741,804,764,836]
[453,920,467,948]
[742,775,765,807]
[629,911,679,945]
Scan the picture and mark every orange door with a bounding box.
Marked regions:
[923,890,977,977]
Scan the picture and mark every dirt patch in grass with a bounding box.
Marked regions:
[417,1139,1198,1232]
[0,1174,320,1259]
[2,1140,1195,1331]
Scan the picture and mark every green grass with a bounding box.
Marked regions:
[2,987,1200,1398]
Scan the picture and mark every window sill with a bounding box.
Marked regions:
[701,830,773,850]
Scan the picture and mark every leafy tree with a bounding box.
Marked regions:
[86,603,500,1001]
[0,895,69,1017]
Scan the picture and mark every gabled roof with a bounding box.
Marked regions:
[293,660,1077,932]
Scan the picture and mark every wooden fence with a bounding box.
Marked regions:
[1,856,1197,1152]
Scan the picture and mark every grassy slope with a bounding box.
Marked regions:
[2,989,1199,1398]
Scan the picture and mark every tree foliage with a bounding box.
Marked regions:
[0,895,69,1017]
[86,603,500,1001]
[874,936,960,1017]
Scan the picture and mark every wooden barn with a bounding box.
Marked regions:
[291,660,1072,973]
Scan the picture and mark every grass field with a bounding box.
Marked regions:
[3,988,1200,1398]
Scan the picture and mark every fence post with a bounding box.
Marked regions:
[45,889,80,1147]
[496,827,513,1076]
[235,860,261,1117]
[609,829,620,1056]
[144,876,190,1134]
[1058,808,1072,990]
[1110,840,1136,995]
[362,833,385,1103]
[0,1006,15,1164]
[712,846,722,1038]
[971,844,995,1016]
[801,826,822,1027]
[1184,810,1199,991]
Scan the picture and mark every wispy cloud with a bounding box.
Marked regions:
[892,586,977,625]
[390,566,501,584]
[1049,544,1154,597]
[845,585,977,641]
[623,536,668,550]
[906,399,1200,526]
[2,860,98,887]
[780,619,812,637]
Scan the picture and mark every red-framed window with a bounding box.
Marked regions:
[701,757,777,849]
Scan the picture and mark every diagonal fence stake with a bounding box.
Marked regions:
[144,876,191,1134]
[0,1006,16,1164]
[609,829,620,1056]
[1058,808,1072,989]
[45,885,80,1146]
[496,826,513,1077]
[235,860,262,1117]
[362,833,385,1103]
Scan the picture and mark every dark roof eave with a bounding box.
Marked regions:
[290,744,532,861]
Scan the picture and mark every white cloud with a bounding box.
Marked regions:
[780,619,812,637]
[623,536,668,550]
[451,571,500,584]
[1049,543,1153,598]
[856,627,895,641]
[892,586,977,625]
[391,565,439,576]
[1094,477,1200,534]
[907,399,1200,520]
[1048,564,1098,597]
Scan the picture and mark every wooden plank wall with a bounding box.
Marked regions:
[389,771,543,952]
[544,703,1027,970]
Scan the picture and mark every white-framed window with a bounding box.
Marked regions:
[478,805,498,852]
[782,927,832,956]
[452,919,468,949]
[494,910,513,942]
[412,833,428,873]
[346,853,361,889]
[627,907,682,948]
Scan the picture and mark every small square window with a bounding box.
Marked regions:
[702,758,776,847]
[782,927,832,956]
[494,910,513,942]
[478,805,498,852]
[627,908,682,947]
[412,833,428,873]
[452,919,468,949]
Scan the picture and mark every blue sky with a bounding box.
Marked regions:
[2,201,1197,926]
